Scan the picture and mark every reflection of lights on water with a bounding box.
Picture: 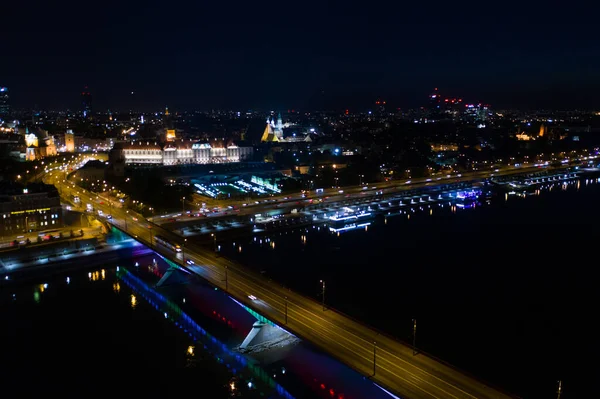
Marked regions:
[88,272,92,280]
[113,282,120,293]
[101,269,106,280]
[130,294,137,309]
[247,381,253,389]
[238,246,242,253]
[164,312,168,318]
[230,382,235,391]
[187,345,195,356]
[66,277,70,284]
[33,291,40,303]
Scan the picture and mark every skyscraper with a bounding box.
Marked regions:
[0,87,9,116]
[81,86,92,118]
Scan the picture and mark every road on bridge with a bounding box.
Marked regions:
[44,168,517,399]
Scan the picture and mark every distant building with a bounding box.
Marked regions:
[0,182,63,235]
[261,113,306,142]
[81,86,92,118]
[0,87,9,116]
[65,129,75,152]
[110,139,253,165]
[23,127,57,161]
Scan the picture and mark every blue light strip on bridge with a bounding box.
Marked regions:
[116,268,294,399]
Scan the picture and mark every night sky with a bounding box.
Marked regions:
[2,1,599,112]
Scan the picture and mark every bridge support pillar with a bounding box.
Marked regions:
[239,321,289,351]
[156,266,191,287]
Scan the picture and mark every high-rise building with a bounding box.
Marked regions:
[0,87,9,116]
[81,86,92,118]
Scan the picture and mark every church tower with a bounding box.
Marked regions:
[164,106,176,141]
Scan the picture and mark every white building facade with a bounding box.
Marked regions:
[114,140,253,165]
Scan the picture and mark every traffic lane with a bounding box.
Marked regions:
[181,246,503,399]
[102,216,508,399]
[66,183,511,398]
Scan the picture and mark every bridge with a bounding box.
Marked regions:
[45,163,518,399]
[102,220,512,398]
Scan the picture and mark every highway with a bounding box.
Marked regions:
[43,165,518,399]
[154,162,560,227]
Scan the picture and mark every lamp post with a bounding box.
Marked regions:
[125,210,129,232]
[182,196,185,216]
[182,238,187,265]
[412,318,417,355]
[556,380,562,399]
[373,340,377,376]
[211,233,217,251]
[320,279,326,311]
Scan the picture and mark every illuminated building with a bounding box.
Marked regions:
[261,114,283,142]
[81,86,92,118]
[164,107,177,141]
[111,139,253,165]
[260,113,305,142]
[0,182,63,234]
[64,129,75,152]
[23,127,57,161]
[516,133,534,141]
[0,87,9,116]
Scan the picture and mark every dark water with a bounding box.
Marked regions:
[0,252,393,399]
[220,178,600,399]
[0,263,275,397]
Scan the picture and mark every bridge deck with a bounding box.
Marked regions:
[111,222,514,399]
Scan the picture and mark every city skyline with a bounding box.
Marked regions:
[2,1,599,111]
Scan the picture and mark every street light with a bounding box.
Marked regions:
[182,196,185,216]
[373,340,377,376]
[125,210,129,231]
[320,279,326,311]
[556,380,562,399]
[211,233,217,251]
[412,318,417,355]
[182,238,187,265]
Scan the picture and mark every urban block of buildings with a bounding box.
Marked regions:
[0,182,63,235]
[110,138,253,165]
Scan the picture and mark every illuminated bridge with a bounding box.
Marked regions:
[105,220,514,399]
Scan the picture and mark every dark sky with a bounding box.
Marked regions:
[2,1,599,112]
